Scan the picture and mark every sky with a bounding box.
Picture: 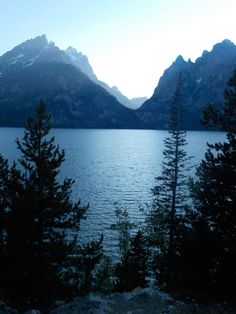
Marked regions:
[1,0,236,98]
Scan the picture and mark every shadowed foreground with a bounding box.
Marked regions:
[1,287,235,314]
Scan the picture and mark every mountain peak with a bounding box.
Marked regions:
[34,34,48,42]
[65,46,97,81]
[202,50,209,57]
[66,46,80,57]
[6,34,49,57]
[220,39,235,46]
[0,35,71,72]
[166,55,187,73]
[0,37,137,128]
[212,39,235,52]
[22,34,49,49]
[65,46,84,63]
[138,38,236,129]
[175,55,185,64]
[66,46,78,53]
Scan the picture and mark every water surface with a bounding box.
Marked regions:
[0,128,225,256]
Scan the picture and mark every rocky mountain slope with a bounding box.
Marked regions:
[1,37,236,129]
[137,39,236,129]
[0,35,138,128]
[65,46,145,110]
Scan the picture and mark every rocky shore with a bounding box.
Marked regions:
[1,287,234,314]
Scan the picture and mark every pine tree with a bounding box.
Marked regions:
[189,71,236,296]
[126,230,148,289]
[4,101,102,308]
[0,154,8,295]
[94,255,114,294]
[111,207,133,258]
[114,230,148,292]
[0,155,8,250]
[147,74,192,286]
[111,208,148,292]
[75,236,103,295]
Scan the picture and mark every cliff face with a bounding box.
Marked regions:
[137,39,236,129]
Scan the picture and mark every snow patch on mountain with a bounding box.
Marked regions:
[10,53,24,64]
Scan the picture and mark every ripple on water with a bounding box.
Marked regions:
[0,128,225,257]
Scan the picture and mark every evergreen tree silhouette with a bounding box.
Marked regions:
[0,154,8,295]
[111,208,148,292]
[114,230,148,292]
[147,74,192,286]
[189,71,236,297]
[4,101,102,309]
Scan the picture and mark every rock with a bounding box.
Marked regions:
[50,297,112,314]
[126,309,147,314]
[157,291,174,303]
[130,287,148,297]
[48,286,233,314]
[87,292,106,302]
[0,303,18,313]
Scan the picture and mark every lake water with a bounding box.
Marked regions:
[0,128,225,257]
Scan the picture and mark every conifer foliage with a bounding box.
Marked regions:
[0,102,103,309]
[114,230,148,292]
[188,71,236,295]
[112,208,148,292]
[147,74,192,286]
[0,154,8,294]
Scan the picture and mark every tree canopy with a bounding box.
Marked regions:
[0,102,103,310]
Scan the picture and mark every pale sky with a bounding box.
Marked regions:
[1,0,236,98]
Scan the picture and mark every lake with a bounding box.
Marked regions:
[0,128,225,257]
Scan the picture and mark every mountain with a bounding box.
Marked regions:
[65,46,98,81]
[1,36,235,130]
[137,39,236,129]
[130,97,148,108]
[65,47,145,110]
[0,35,138,128]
